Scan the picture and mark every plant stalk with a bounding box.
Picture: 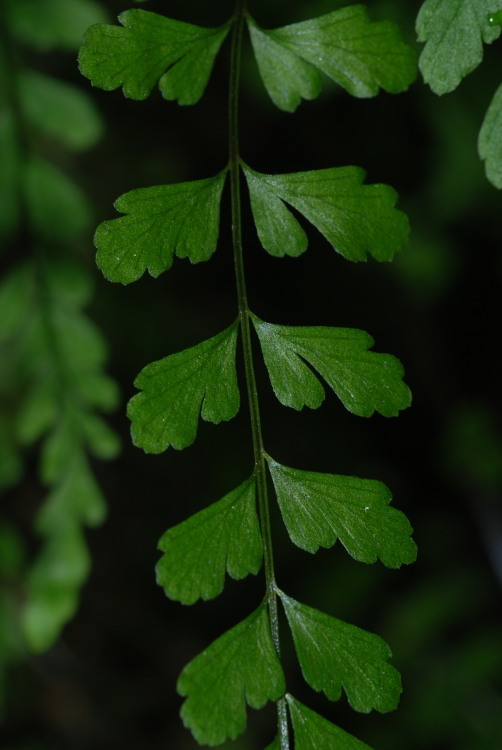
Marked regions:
[228,2,289,747]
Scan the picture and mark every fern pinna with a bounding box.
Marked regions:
[79,3,417,747]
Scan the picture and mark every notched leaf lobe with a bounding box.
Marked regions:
[78,9,230,103]
[95,171,227,283]
[156,477,262,604]
[128,322,240,453]
[267,458,417,567]
[244,165,409,263]
[178,604,285,745]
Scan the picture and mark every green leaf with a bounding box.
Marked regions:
[479,83,502,188]
[156,477,262,604]
[16,384,57,446]
[267,459,417,567]
[252,317,411,418]
[416,0,502,95]
[37,453,107,532]
[128,322,240,453]
[280,593,402,712]
[80,413,121,460]
[24,157,91,242]
[243,165,409,262]
[178,604,285,745]
[21,525,90,652]
[247,6,416,112]
[19,71,102,151]
[7,0,107,51]
[247,17,322,114]
[264,738,280,750]
[40,414,79,485]
[78,9,230,103]
[286,695,373,750]
[95,172,226,283]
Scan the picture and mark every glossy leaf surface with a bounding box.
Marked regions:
[178,604,285,745]
[156,477,262,604]
[252,317,411,417]
[268,459,417,567]
[79,9,230,103]
[416,0,502,94]
[479,83,502,189]
[128,322,240,453]
[95,172,226,283]
[248,6,416,112]
[286,695,373,750]
[280,593,402,712]
[243,165,409,262]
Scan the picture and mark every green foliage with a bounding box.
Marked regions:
[252,317,411,417]
[0,262,119,652]
[79,2,418,747]
[267,459,416,566]
[128,322,240,453]
[286,695,372,750]
[279,592,401,712]
[95,172,227,282]
[19,70,103,151]
[177,604,285,746]
[79,10,230,103]
[0,0,118,666]
[244,165,409,261]
[416,0,502,95]
[478,82,502,188]
[416,0,502,188]
[156,477,262,604]
[247,6,416,112]
[24,157,91,242]
[6,0,107,50]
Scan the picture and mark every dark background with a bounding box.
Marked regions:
[1,1,501,748]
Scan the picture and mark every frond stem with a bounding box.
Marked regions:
[228,3,289,747]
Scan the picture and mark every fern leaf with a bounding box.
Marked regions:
[280,592,402,712]
[128,322,240,453]
[95,172,226,283]
[286,695,373,749]
[248,6,416,112]
[243,165,409,262]
[156,477,262,604]
[267,458,417,567]
[78,9,230,103]
[178,604,285,745]
[252,317,411,417]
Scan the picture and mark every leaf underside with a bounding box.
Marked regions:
[248,5,416,112]
[128,322,240,453]
[252,317,411,418]
[156,477,262,604]
[95,171,226,283]
[178,604,285,745]
[280,593,402,712]
[479,83,502,189]
[243,165,409,262]
[286,695,373,750]
[267,458,417,567]
[416,0,502,94]
[78,9,230,103]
